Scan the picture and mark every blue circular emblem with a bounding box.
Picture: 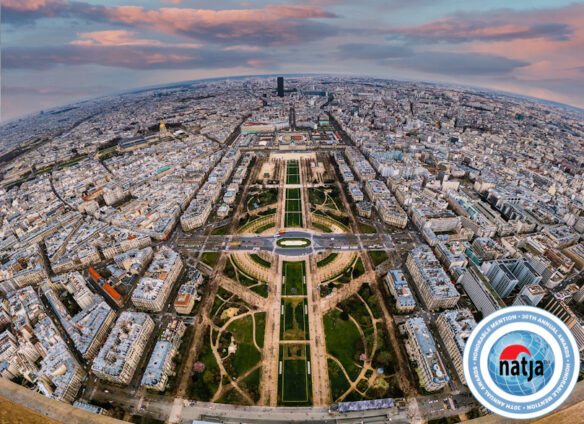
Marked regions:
[463,306,580,419]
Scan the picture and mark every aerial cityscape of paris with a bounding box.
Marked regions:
[2,1,584,424]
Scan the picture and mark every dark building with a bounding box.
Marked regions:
[289,106,296,130]
[277,76,284,97]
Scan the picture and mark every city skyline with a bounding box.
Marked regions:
[3,0,584,121]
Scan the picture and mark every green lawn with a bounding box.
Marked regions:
[328,358,351,401]
[317,253,338,268]
[283,261,306,296]
[286,175,300,184]
[285,212,303,227]
[312,222,332,233]
[250,254,271,268]
[286,188,301,199]
[281,298,309,340]
[353,258,365,279]
[254,222,275,233]
[323,309,363,381]
[250,283,268,298]
[308,188,326,205]
[227,315,261,377]
[285,187,303,228]
[369,250,388,266]
[254,312,266,348]
[286,199,301,211]
[246,188,278,211]
[201,252,219,268]
[242,366,262,403]
[282,359,307,401]
[286,161,300,185]
[211,225,229,235]
[188,329,220,401]
[279,344,312,405]
[359,223,377,234]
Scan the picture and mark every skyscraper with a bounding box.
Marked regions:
[289,106,296,129]
[277,76,284,97]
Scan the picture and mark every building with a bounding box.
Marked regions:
[406,245,460,311]
[356,201,372,218]
[405,317,449,392]
[385,270,416,313]
[132,246,183,312]
[40,282,115,359]
[141,319,186,391]
[347,181,364,202]
[512,284,546,306]
[73,401,110,416]
[564,243,584,270]
[436,309,477,385]
[435,241,469,270]
[180,199,212,231]
[365,180,392,202]
[174,268,204,315]
[92,312,155,384]
[376,198,408,228]
[277,76,284,97]
[540,296,584,351]
[458,265,505,317]
[484,259,542,298]
[471,237,505,261]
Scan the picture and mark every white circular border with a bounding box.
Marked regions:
[463,306,580,420]
[480,323,562,403]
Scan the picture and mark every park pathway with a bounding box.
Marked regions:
[258,248,283,406]
[306,254,331,406]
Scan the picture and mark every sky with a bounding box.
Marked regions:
[2,0,584,121]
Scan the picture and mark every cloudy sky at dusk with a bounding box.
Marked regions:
[2,0,584,120]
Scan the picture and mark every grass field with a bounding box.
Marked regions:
[285,187,303,228]
[201,252,219,268]
[250,284,268,298]
[317,253,338,268]
[227,315,261,377]
[328,358,352,401]
[282,261,306,296]
[250,254,271,268]
[254,222,275,233]
[211,225,229,235]
[369,250,388,266]
[246,188,278,211]
[281,298,309,340]
[359,222,377,234]
[278,344,312,405]
[286,199,301,211]
[286,188,301,198]
[188,328,220,401]
[254,312,266,348]
[285,212,303,227]
[286,160,300,185]
[323,309,363,381]
[312,222,332,233]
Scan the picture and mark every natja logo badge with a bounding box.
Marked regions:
[463,306,580,419]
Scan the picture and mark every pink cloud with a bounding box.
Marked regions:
[102,4,337,45]
[386,5,582,43]
[2,0,65,12]
[70,30,203,48]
